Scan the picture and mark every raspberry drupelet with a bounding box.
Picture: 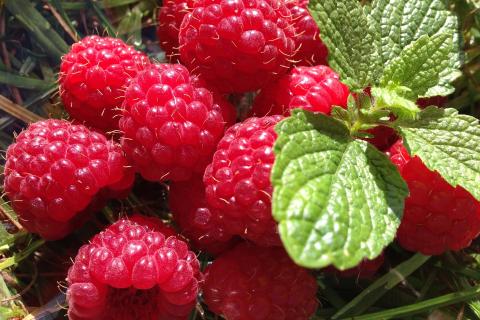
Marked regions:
[67,218,201,320]
[59,36,151,133]
[288,0,328,66]
[3,119,132,240]
[203,242,319,320]
[157,0,194,60]
[169,177,238,255]
[178,0,297,93]
[203,116,284,246]
[251,65,349,117]
[388,141,480,255]
[119,64,228,182]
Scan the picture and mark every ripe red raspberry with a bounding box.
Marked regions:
[365,125,398,151]
[169,178,238,255]
[157,0,194,60]
[325,253,385,279]
[178,0,296,93]
[203,243,319,320]
[67,218,201,320]
[3,119,131,240]
[288,0,328,66]
[59,36,150,133]
[388,141,480,255]
[129,214,178,238]
[251,65,349,117]
[203,116,283,246]
[119,64,227,182]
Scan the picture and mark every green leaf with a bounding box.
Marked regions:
[272,110,408,269]
[371,87,420,121]
[397,106,480,201]
[380,33,458,98]
[367,0,462,96]
[308,0,380,90]
[117,7,144,47]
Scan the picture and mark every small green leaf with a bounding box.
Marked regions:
[397,107,480,201]
[380,33,459,99]
[272,110,408,269]
[371,87,420,120]
[308,0,380,90]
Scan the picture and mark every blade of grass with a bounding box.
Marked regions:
[4,0,69,61]
[340,285,480,320]
[46,0,79,41]
[90,1,117,37]
[332,253,430,319]
[0,95,45,124]
[0,71,47,90]
[0,238,45,270]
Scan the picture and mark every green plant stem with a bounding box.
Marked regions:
[339,285,480,320]
[0,239,45,270]
[332,253,430,319]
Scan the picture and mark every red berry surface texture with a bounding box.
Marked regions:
[203,242,319,320]
[389,141,480,255]
[169,178,238,255]
[59,36,150,132]
[3,119,131,240]
[119,64,227,182]
[251,65,349,117]
[157,0,194,60]
[67,218,201,320]
[203,116,283,246]
[179,0,296,93]
[288,0,328,66]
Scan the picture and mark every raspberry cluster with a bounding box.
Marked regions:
[203,243,319,320]
[3,119,132,240]
[388,141,480,255]
[67,218,201,320]
[59,36,150,132]
[119,64,228,182]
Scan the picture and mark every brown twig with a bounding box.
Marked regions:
[0,201,23,231]
[44,2,79,42]
[0,262,38,303]
[0,95,45,124]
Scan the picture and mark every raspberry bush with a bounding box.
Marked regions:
[1,0,480,319]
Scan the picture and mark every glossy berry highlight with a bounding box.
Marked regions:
[67,217,201,320]
[3,119,132,240]
[59,36,150,132]
[251,65,349,117]
[119,64,227,182]
[179,0,296,93]
[203,116,283,246]
[203,243,319,320]
[388,141,480,255]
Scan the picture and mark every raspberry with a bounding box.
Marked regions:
[3,119,131,240]
[178,0,296,93]
[59,36,150,133]
[203,243,319,320]
[129,214,178,238]
[388,141,480,255]
[67,218,201,320]
[169,177,238,255]
[203,116,283,246]
[251,65,349,117]
[157,0,194,60]
[288,0,328,66]
[325,253,385,279]
[119,64,228,182]
[365,125,398,151]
